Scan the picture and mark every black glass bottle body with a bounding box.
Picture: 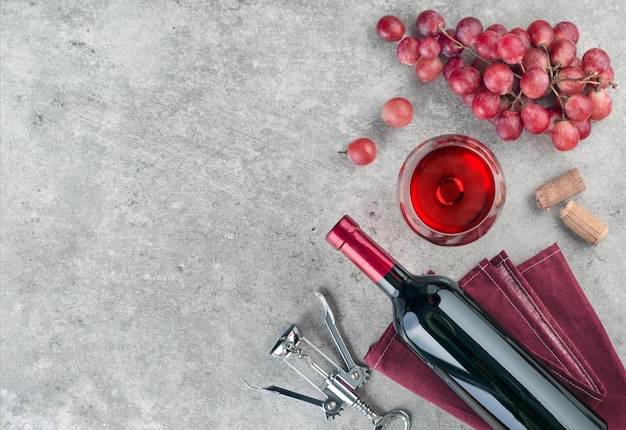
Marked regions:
[378,263,606,430]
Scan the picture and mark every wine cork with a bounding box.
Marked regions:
[535,168,586,211]
[560,200,608,246]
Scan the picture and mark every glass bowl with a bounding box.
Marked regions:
[397,134,506,246]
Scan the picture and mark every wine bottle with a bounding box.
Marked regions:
[326,215,606,430]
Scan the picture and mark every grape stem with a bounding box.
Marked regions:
[438,27,523,78]
[540,46,568,116]
[551,85,567,114]
[438,27,491,65]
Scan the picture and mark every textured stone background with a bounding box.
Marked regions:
[1,1,624,429]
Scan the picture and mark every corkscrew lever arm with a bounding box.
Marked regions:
[245,379,411,429]
[316,292,369,389]
[244,381,325,409]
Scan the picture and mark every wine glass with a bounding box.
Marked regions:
[397,134,506,246]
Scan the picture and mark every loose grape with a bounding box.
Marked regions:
[376,15,406,42]
[416,10,445,37]
[397,37,421,65]
[345,138,377,165]
[483,62,514,95]
[551,121,580,151]
[382,97,414,127]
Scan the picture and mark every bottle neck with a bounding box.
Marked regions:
[326,215,409,298]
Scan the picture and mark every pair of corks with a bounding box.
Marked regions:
[535,168,608,246]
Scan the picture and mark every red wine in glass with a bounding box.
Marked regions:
[398,135,505,245]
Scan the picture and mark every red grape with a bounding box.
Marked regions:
[416,10,445,37]
[597,66,614,89]
[442,56,466,80]
[495,110,523,141]
[376,15,405,42]
[570,56,582,68]
[472,90,502,120]
[486,23,507,36]
[475,30,502,61]
[456,17,483,46]
[462,90,480,107]
[483,62,514,95]
[345,138,377,165]
[521,103,550,134]
[382,97,414,127]
[498,33,526,64]
[470,56,488,74]
[555,67,586,95]
[572,119,591,140]
[551,120,580,151]
[527,19,554,48]
[564,93,592,121]
[448,66,481,96]
[439,29,464,57]
[550,39,577,67]
[543,106,563,135]
[553,21,579,44]
[522,48,549,70]
[582,48,610,75]
[397,37,421,65]
[418,36,442,59]
[587,88,612,120]
[509,27,531,49]
[520,67,550,98]
[415,57,443,82]
[499,96,511,112]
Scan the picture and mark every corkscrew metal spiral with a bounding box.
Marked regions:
[245,292,411,430]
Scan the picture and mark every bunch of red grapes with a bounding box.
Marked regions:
[376,11,616,152]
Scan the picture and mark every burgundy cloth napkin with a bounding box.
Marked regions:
[364,243,626,429]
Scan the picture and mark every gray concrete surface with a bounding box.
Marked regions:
[1,1,624,429]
